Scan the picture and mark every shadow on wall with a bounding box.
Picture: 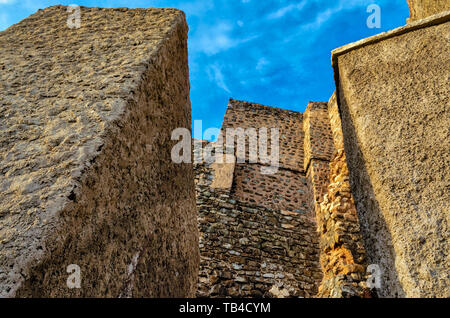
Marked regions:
[338,91,406,298]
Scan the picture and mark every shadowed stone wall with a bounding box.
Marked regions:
[332,12,450,297]
[0,6,198,297]
[315,93,370,298]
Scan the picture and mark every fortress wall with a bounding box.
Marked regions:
[306,160,331,215]
[0,6,198,297]
[221,99,305,172]
[327,93,345,151]
[407,0,450,22]
[232,164,311,215]
[315,93,370,298]
[302,102,335,226]
[332,13,450,297]
[196,101,322,297]
[195,158,321,298]
[303,102,335,172]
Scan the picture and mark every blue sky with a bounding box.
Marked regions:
[0,0,410,134]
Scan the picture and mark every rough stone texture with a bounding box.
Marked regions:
[407,0,450,22]
[327,93,345,151]
[195,101,323,298]
[221,99,305,172]
[315,93,371,298]
[195,97,375,298]
[232,164,311,214]
[300,96,369,298]
[0,6,199,297]
[303,102,335,172]
[302,101,335,232]
[195,154,321,298]
[317,149,370,298]
[210,155,235,190]
[332,13,450,297]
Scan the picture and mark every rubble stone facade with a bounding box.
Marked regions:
[0,6,198,297]
[195,100,322,298]
[195,97,372,298]
[332,11,450,297]
[1,1,448,299]
[406,0,450,22]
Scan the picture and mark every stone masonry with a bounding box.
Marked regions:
[1,0,448,299]
[195,96,373,298]
[406,0,450,22]
[0,6,199,297]
[332,10,450,297]
[315,93,370,298]
[195,100,322,298]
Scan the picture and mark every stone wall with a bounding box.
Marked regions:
[195,155,321,298]
[303,102,335,171]
[195,100,323,298]
[196,96,375,298]
[332,13,450,297]
[302,102,335,218]
[407,0,450,22]
[232,163,310,213]
[221,99,305,172]
[315,93,370,298]
[0,6,198,297]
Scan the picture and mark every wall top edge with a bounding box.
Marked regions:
[331,10,450,66]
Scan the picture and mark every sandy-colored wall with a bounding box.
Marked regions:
[0,6,198,297]
[333,14,449,297]
[407,0,450,22]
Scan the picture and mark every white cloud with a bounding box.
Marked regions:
[0,0,15,4]
[267,1,307,20]
[192,21,258,55]
[297,0,370,32]
[207,64,231,94]
[0,13,9,30]
[256,57,269,71]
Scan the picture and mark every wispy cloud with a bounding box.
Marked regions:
[192,21,258,55]
[267,1,307,20]
[207,64,231,94]
[0,0,16,4]
[0,13,9,30]
[256,57,269,72]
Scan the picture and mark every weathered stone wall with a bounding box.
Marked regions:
[317,149,369,298]
[315,93,370,298]
[221,99,305,172]
[332,13,450,297]
[196,101,323,298]
[0,6,198,297]
[302,102,335,231]
[232,164,311,214]
[195,155,321,298]
[407,0,450,22]
[303,102,335,172]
